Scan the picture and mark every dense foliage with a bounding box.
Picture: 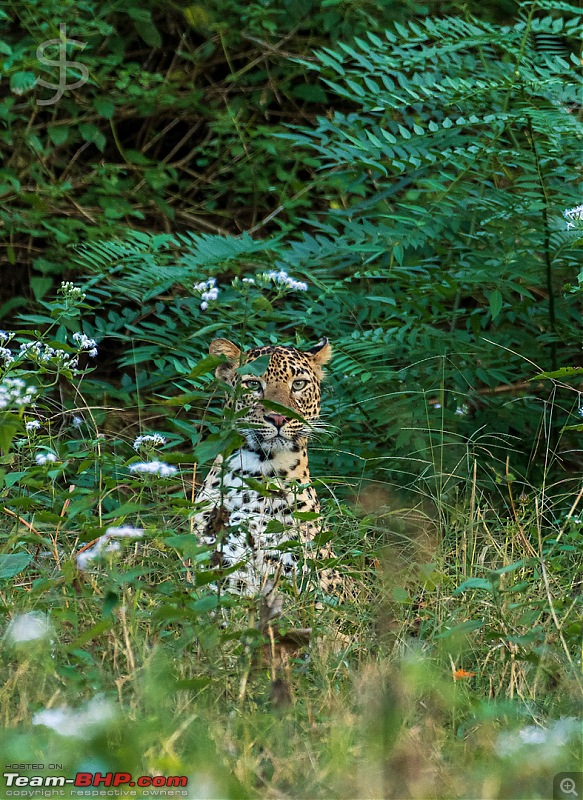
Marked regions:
[67,7,583,493]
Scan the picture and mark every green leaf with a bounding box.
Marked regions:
[79,123,106,153]
[435,619,485,638]
[391,586,409,602]
[47,125,69,146]
[535,366,583,380]
[93,97,115,119]
[194,430,243,465]
[0,418,20,453]
[0,553,32,579]
[67,620,112,650]
[237,355,271,376]
[187,355,223,380]
[293,84,328,103]
[190,594,219,613]
[102,502,146,518]
[4,472,27,489]
[30,276,52,301]
[10,71,36,96]
[134,19,162,48]
[488,289,503,320]
[454,577,494,594]
[262,398,305,422]
[491,559,530,575]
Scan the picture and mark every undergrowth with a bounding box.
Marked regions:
[0,286,581,799]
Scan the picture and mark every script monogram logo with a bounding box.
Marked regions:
[36,23,88,106]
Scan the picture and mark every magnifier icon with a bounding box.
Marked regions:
[561,778,579,797]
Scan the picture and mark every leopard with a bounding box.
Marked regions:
[192,337,344,599]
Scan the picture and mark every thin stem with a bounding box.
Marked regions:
[527,114,557,371]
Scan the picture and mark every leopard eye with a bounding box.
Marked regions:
[292,379,308,391]
[244,379,262,392]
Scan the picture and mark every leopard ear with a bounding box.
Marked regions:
[209,339,242,380]
[307,337,332,367]
[209,338,241,364]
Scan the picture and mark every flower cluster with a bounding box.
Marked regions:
[0,347,14,366]
[263,269,308,292]
[77,525,144,570]
[59,281,86,303]
[33,697,116,739]
[6,611,52,644]
[25,419,41,432]
[0,377,37,409]
[72,332,98,358]
[564,204,583,230]
[0,331,10,345]
[35,451,57,466]
[496,717,579,761]
[129,460,177,478]
[193,278,219,311]
[19,341,79,370]
[133,433,166,451]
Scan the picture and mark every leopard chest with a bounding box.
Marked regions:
[216,473,319,591]
[221,470,319,546]
[197,446,321,593]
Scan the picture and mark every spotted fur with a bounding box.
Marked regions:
[193,338,341,596]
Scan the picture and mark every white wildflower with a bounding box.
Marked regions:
[496,718,580,759]
[263,269,308,292]
[564,204,583,230]
[72,415,83,428]
[32,696,116,739]
[187,774,221,800]
[242,277,255,284]
[564,204,583,220]
[72,332,98,354]
[18,341,80,370]
[129,460,177,478]
[0,331,9,344]
[434,403,442,410]
[105,526,144,538]
[25,420,41,432]
[194,278,216,293]
[19,341,43,357]
[35,451,57,466]
[0,377,37,409]
[0,347,13,365]
[76,527,143,570]
[59,281,86,302]
[6,611,51,644]
[77,538,121,569]
[519,726,547,745]
[193,278,220,311]
[133,433,166,451]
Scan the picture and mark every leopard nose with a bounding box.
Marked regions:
[265,413,288,430]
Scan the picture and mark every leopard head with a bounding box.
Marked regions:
[209,338,332,454]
